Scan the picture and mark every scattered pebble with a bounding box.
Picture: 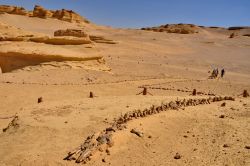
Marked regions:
[245,145,250,149]
[219,115,225,118]
[183,135,188,138]
[106,149,111,155]
[223,144,230,148]
[102,158,106,163]
[221,102,226,107]
[130,128,144,137]
[99,147,104,152]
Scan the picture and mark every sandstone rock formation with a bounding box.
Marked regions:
[52,9,89,23]
[0,5,28,15]
[141,24,199,34]
[54,29,88,38]
[0,5,89,23]
[54,29,117,44]
[0,5,15,13]
[30,36,92,45]
[33,5,53,18]
[89,35,117,44]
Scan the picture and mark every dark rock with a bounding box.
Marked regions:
[106,149,111,155]
[38,97,43,103]
[221,102,226,107]
[130,128,144,137]
[243,90,249,98]
[245,145,250,149]
[219,115,225,118]
[174,153,181,159]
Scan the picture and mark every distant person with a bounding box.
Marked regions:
[215,68,219,78]
[221,69,225,78]
[211,69,216,78]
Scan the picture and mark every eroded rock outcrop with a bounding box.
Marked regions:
[141,23,199,34]
[89,35,117,44]
[54,29,117,44]
[0,5,28,15]
[52,9,88,23]
[0,5,89,23]
[54,29,89,38]
[0,5,15,13]
[30,36,92,45]
[33,5,53,18]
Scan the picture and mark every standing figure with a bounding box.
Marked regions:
[221,69,225,78]
[215,68,219,78]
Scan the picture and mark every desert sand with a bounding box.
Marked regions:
[0,5,250,166]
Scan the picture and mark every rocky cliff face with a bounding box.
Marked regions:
[0,5,28,15]
[0,5,89,23]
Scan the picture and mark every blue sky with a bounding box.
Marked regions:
[0,0,249,28]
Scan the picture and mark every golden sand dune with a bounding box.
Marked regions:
[0,4,250,166]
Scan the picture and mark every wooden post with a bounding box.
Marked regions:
[142,88,147,95]
[38,97,43,103]
[192,89,197,96]
[89,91,94,98]
[243,90,249,98]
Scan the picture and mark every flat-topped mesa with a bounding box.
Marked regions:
[0,5,28,15]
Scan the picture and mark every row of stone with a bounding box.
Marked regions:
[115,96,234,124]
[64,96,235,164]
[144,86,216,96]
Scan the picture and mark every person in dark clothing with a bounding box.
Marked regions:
[221,68,225,78]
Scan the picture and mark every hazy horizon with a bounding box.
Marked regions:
[0,0,250,28]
